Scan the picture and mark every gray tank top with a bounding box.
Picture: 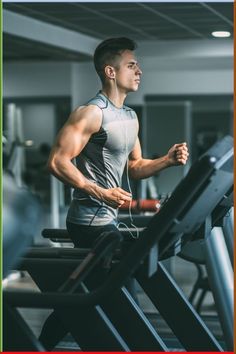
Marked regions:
[67,92,138,226]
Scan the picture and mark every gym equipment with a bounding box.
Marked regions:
[3,173,42,278]
[118,198,160,229]
[188,263,210,313]
[179,185,233,347]
[4,135,233,351]
[4,103,34,187]
[119,198,160,212]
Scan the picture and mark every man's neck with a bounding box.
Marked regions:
[101,87,127,109]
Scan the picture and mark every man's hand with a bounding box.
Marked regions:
[167,142,189,166]
[100,187,132,208]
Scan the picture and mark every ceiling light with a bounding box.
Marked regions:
[211,31,231,38]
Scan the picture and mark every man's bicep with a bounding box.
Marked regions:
[52,105,102,160]
[54,123,90,159]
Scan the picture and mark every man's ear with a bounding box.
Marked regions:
[105,66,116,79]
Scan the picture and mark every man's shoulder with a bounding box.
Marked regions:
[123,104,134,111]
[86,92,107,109]
[123,104,137,118]
[70,104,102,127]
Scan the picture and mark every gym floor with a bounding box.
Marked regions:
[4,255,223,352]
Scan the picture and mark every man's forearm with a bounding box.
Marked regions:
[129,156,171,180]
[48,159,132,208]
[48,159,105,200]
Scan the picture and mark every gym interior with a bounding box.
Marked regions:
[3,2,234,352]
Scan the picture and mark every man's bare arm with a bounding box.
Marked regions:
[128,138,189,180]
[48,105,131,208]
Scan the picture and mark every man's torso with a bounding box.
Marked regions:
[67,92,138,226]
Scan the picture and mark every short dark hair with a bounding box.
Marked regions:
[93,37,137,84]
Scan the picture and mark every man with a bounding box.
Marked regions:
[47,37,189,247]
[40,37,189,350]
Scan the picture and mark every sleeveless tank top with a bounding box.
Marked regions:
[67,92,138,226]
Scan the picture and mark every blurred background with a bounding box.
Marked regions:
[3,1,233,232]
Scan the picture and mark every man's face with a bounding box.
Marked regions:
[114,50,142,93]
